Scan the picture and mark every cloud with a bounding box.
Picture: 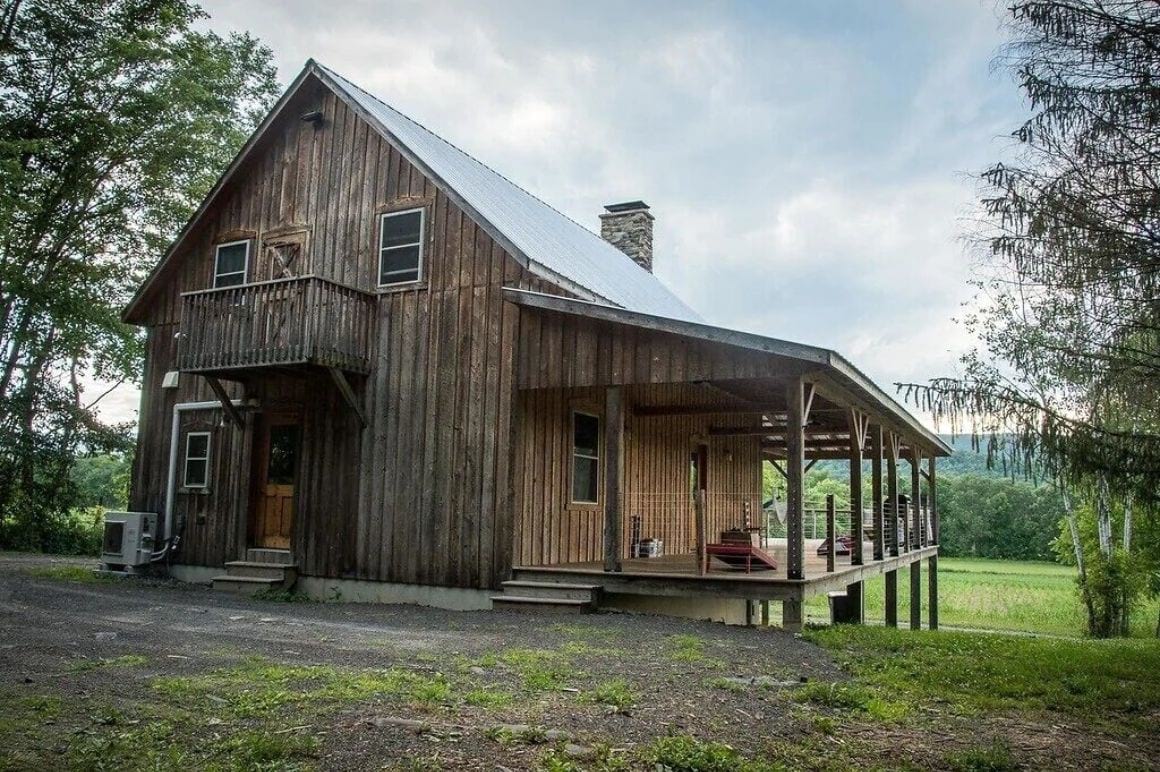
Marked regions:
[100,1,1022,430]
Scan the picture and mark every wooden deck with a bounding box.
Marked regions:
[514,540,938,602]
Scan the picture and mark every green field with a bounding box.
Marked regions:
[805,557,1160,638]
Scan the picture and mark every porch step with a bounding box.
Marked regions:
[499,580,601,602]
[213,555,297,595]
[224,561,298,582]
[490,595,593,614]
[211,575,288,596]
[490,579,601,613]
[246,548,293,564]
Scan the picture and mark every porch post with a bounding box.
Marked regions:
[929,455,939,630]
[603,386,623,573]
[928,455,939,545]
[910,447,923,550]
[870,425,884,562]
[847,409,865,565]
[886,433,900,558]
[785,376,806,581]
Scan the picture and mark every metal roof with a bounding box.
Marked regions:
[315,63,701,322]
[503,288,953,456]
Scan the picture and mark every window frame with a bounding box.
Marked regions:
[569,409,601,506]
[213,239,251,288]
[182,431,212,490]
[377,207,426,287]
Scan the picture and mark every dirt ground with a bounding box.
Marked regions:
[0,553,1154,771]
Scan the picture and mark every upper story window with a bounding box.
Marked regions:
[571,411,600,505]
[183,431,211,489]
[378,208,424,286]
[214,240,250,287]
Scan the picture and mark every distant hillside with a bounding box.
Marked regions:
[809,435,1032,480]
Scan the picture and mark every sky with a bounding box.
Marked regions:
[99,0,1027,427]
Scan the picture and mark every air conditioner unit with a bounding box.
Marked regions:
[101,511,159,572]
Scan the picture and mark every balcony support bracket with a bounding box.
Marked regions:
[204,376,244,429]
[328,367,368,429]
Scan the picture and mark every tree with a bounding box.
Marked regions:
[0,0,278,548]
[903,1,1160,635]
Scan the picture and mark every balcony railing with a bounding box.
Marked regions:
[177,275,375,375]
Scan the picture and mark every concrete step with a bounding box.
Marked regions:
[224,561,297,581]
[246,548,293,565]
[500,580,600,602]
[490,595,593,614]
[212,575,288,596]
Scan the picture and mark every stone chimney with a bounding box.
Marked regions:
[599,201,654,272]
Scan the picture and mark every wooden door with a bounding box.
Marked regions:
[250,415,301,550]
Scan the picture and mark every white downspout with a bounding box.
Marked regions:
[157,399,244,558]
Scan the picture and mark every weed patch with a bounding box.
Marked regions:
[583,678,636,710]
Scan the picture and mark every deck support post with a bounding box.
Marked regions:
[785,377,806,581]
[603,386,624,573]
[910,560,922,630]
[846,581,865,624]
[886,433,900,557]
[928,555,939,630]
[884,569,898,627]
[870,426,884,561]
[782,596,803,632]
[847,409,867,565]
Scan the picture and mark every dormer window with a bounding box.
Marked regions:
[378,208,424,286]
[214,240,250,287]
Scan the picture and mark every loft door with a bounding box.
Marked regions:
[250,415,300,549]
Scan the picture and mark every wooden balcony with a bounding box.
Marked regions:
[177,276,375,377]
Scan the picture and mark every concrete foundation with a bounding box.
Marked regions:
[601,592,750,625]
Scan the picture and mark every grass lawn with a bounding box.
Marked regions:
[804,557,1160,638]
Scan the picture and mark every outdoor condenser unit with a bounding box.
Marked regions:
[100,511,159,572]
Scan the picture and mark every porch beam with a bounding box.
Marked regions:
[327,367,368,429]
[603,386,624,573]
[633,403,780,417]
[786,377,806,580]
[204,376,243,428]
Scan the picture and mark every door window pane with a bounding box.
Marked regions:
[267,425,300,485]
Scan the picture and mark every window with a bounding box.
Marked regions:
[183,432,211,489]
[571,411,600,504]
[378,208,424,285]
[214,240,250,287]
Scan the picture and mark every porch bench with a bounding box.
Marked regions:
[705,543,778,573]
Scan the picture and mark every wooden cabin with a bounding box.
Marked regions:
[124,60,950,628]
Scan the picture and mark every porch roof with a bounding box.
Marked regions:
[503,288,952,456]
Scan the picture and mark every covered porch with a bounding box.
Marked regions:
[505,289,950,629]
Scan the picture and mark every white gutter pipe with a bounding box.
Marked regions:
[159,399,244,554]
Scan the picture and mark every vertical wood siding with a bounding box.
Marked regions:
[128,75,560,589]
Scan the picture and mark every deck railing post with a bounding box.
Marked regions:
[825,494,836,573]
[886,432,900,558]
